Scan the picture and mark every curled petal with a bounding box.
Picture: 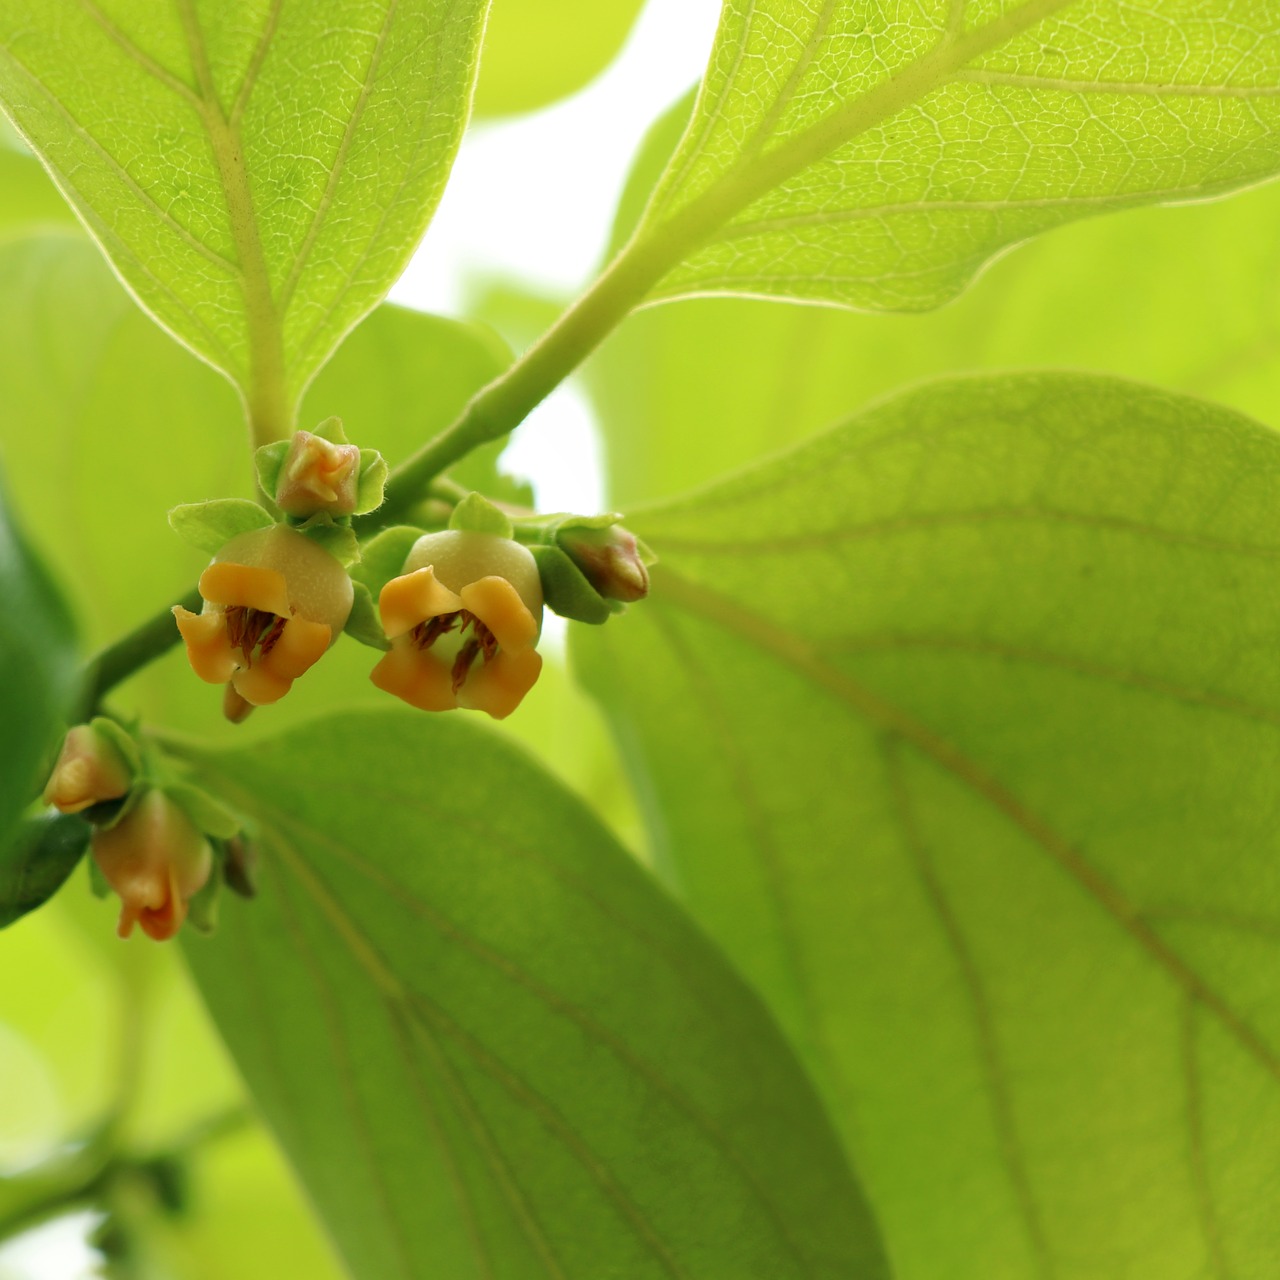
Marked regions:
[263,616,332,680]
[460,576,539,653]
[370,643,458,712]
[378,567,463,640]
[199,562,292,617]
[231,663,293,706]
[457,648,543,720]
[173,607,237,684]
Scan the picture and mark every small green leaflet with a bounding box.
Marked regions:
[183,710,888,1280]
[0,0,490,419]
[576,373,1280,1278]
[632,0,1280,312]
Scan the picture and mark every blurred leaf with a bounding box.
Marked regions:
[183,710,886,1280]
[0,814,89,929]
[588,168,1280,505]
[0,0,490,415]
[0,149,76,241]
[0,468,76,852]
[636,0,1280,311]
[577,373,1280,1278]
[473,0,644,118]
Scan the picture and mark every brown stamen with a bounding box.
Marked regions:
[451,637,483,693]
[223,605,286,667]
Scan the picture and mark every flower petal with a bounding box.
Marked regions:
[457,648,543,720]
[370,643,458,711]
[262,616,332,680]
[231,664,293,706]
[173,607,237,684]
[199,562,291,617]
[378,567,463,640]
[460,576,539,652]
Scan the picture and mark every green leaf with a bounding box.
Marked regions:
[0,813,89,928]
[163,782,240,842]
[168,499,274,556]
[635,0,1280,311]
[354,448,388,516]
[295,516,360,568]
[0,467,76,852]
[182,710,887,1280]
[532,544,617,626]
[473,0,644,118]
[577,373,1280,1277]
[343,580,389,652]
[0,0,490,423]
[589,164,1280,506]
[351,526,423,600]
[448,491,514,538]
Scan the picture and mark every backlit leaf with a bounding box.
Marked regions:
[577,373,1280,1278]
[634,0,1280,312]
[183,710,888,1280]
[591,134,1280,505]
[0,0,490,421]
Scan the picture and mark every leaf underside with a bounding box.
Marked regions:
[641,0,1280,312]
[184,710,888,1280]
[576,372,1280,1279]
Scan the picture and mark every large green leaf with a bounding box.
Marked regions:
[589,118,1280,505]
[0,0,489,426]
[0,470,75,852]
[183,709,887,1280]
[474,0,645,118]
[630,0,1280,311]
[577,373,1280,1278]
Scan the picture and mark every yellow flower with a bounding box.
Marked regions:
[275,430,361,517]
[370,530,543,720]
[173,525,353,709]
[91,791,213,941]
[42,723,133,814]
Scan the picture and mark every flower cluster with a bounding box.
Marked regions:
[42,720,224,941]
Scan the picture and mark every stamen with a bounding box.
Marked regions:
[223,606,286,666]
[452,637,483,693]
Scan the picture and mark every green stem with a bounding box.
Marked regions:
[0,1106,253,1246]
[75,587,200,722]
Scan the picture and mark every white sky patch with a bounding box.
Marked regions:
[0,1212,103,1280]
[391,0,721,316]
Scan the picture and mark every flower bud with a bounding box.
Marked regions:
[557,523,649,603]
[371,530,543,720]
[173,524,354,712]
[42,722,134,815]
[90,790,213,941]
[274,430,361,517]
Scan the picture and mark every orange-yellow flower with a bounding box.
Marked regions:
[91,790,213,941]
[370,530,543,720]
[42,723,133,814]
[173,524,353,709]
